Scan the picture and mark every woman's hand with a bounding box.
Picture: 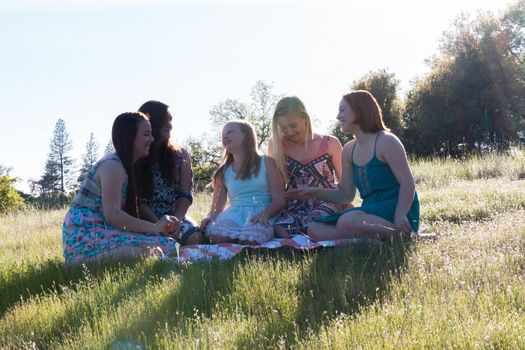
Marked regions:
[394,215,412,235]
[157,215,181,237]
[200,217,213,231]
[251,212,270,225]
[284,188,318,201]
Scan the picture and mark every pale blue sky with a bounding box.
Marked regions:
[0,0,510,192]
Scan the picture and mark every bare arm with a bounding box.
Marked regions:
[200,173,228,230]
[139,203,158,223]
[97,160,171,234]
[380,133,416,233]
[267,137,274,156]
[252,156,286,224]
[327,135,343,183]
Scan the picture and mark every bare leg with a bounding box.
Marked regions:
[183,231,204,245]
[67,245,156,267]
[274,225,291,239]
[336,210,396,240]
[307,222,341,242]
[208,234,235,244]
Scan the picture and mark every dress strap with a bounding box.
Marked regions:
[350,140,357,164]
[319,135,330,154]
[373,131,382,158]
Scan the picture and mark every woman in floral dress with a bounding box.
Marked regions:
[135,100,203,245]
[62,112,180,264]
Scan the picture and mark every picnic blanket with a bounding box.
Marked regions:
[167,234,362,263]
[163,233,436,263]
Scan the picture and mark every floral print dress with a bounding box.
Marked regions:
[62,154,179,263]
[138,160,200,244]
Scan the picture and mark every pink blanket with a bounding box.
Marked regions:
[166,233,436,263]
[171,234,362,263]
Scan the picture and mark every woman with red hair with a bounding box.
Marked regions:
[288,90,420,241]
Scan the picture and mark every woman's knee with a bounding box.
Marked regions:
[306,224,314,238]
[307,222,325,241]
[183,231,204,245]
[336,211,365,232]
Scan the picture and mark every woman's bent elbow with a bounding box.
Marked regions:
[103,210,122,228]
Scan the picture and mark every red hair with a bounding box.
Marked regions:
[343,90,389,132]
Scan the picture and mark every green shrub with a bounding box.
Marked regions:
[0,176,25,215]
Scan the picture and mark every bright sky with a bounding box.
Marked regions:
[0,0,512,192]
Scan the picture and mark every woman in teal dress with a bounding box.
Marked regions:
[286,90,419,241]
[200,120,287,245]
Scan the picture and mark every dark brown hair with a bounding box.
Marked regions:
[111,112,149,217]
[342,90,389,133]
[136,100,181,199]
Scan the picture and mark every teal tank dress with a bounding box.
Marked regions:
[317,132,420,232]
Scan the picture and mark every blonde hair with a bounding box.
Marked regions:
[213,120,262,186]
[270,96,313,184]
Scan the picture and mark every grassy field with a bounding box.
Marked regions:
[1,150,524,349]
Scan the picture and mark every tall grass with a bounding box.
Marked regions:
[1,153,524,349]
[412,147,525,187]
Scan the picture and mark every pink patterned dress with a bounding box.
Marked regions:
[282,136,346,233]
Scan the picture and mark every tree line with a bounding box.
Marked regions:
[189,2,524,188]
[1,1,523,212]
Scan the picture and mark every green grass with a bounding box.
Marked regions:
[1,152,525,349]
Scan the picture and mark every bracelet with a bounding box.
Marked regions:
[175,190,193,204]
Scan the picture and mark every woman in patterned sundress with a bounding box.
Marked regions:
[135,101,203,245]
[62,112,180,264]
[268,96,349,237]
[288,90,420,241]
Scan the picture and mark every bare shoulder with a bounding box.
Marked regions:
[342,138,356,152]
[178,146,191,162]
[326,135,343,150]
[263,154,278,169]
[96,158,126,182]
[342,139,356,160]
[378,132,404,150]
[377,132,407,163]
[267,138,274,155]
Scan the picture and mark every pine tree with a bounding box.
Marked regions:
[34,119,75,205]
[0,165,11,177]
[77,132,99,186]
[104,139,115,155]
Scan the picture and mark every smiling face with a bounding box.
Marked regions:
[158,111,173,144]
[221,122,245,152]
[277,112,308,143]
[133,120,154,160]
[337,98,357,133]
